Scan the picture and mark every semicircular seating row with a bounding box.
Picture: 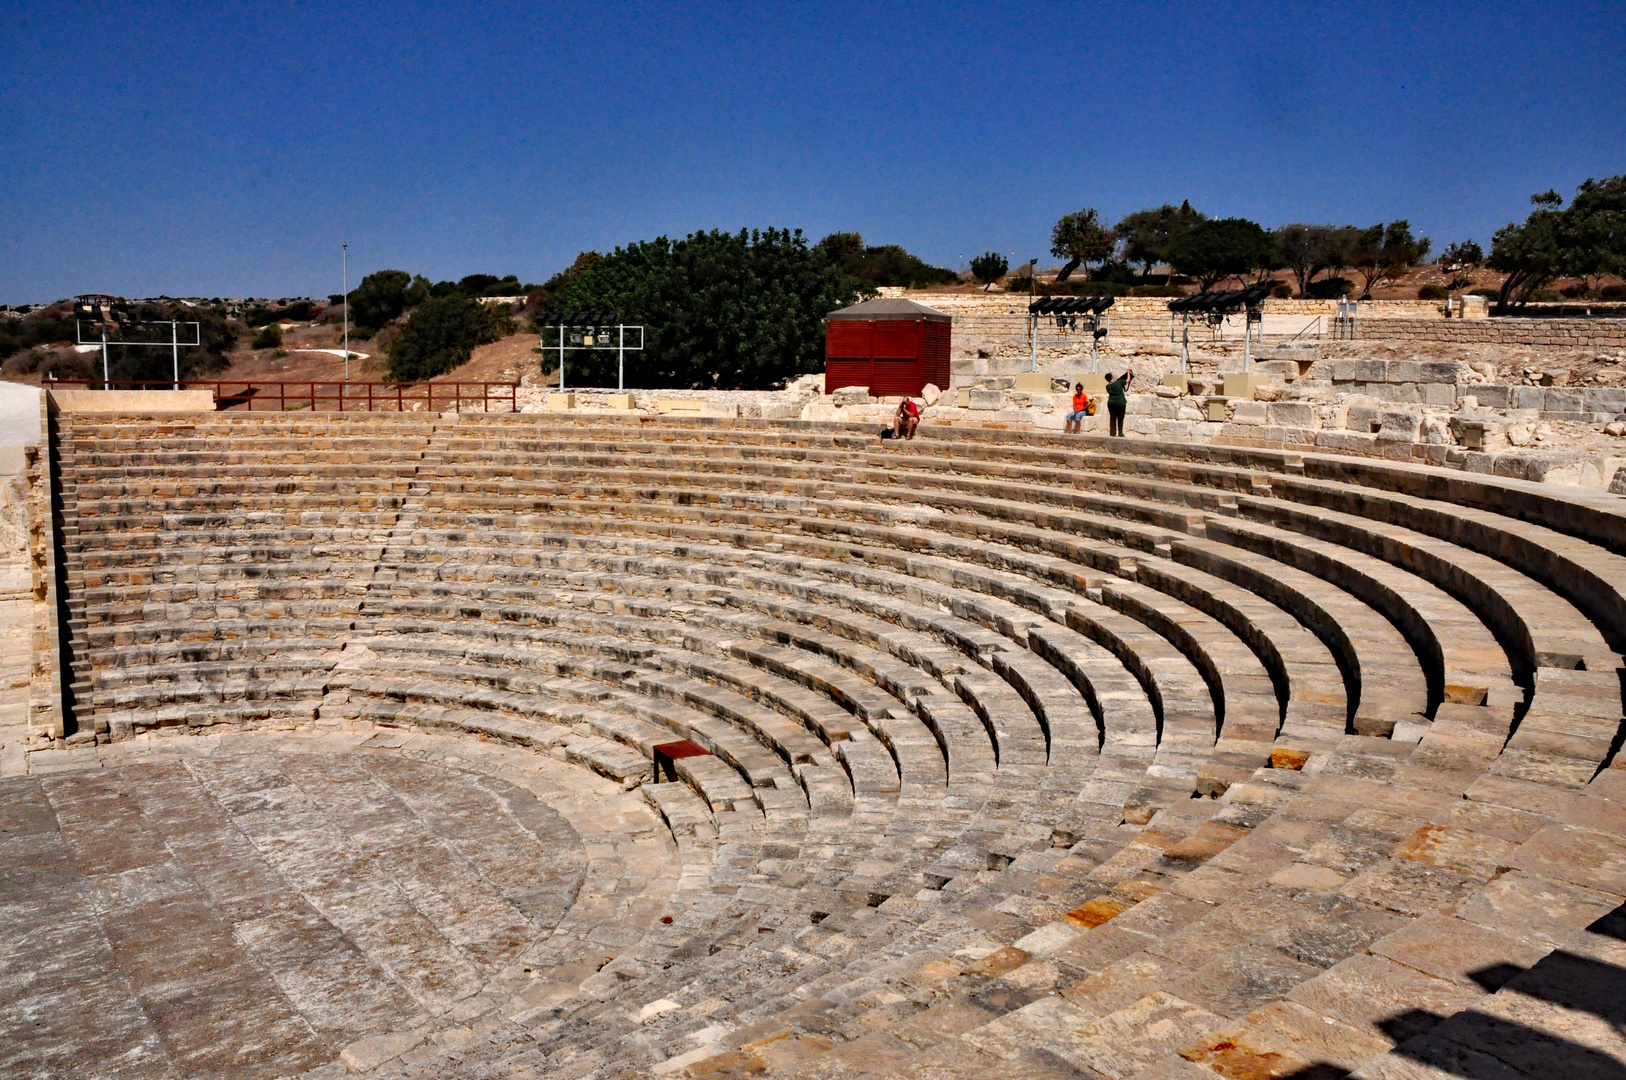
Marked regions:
[52,410,1626,1079]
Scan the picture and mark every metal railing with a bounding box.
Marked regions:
[43,379,521,413]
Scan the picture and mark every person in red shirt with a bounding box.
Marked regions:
[892,397,921,440]
[1065,382,1092,434]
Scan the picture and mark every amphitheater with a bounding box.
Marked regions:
[5,395,1626,1080]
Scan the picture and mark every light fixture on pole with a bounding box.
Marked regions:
[342,243,350,382]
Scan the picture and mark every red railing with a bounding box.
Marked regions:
[44,379,520,413]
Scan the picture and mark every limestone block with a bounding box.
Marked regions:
[602,393,635,410]
[1376,409,1423,441]
[1253,360,1298,381]
[1266,402,1316,428]
[1160,372,1191,394]
[1223,372,1270,399]
[1152,419,1193,439]
[655,398,704,413]
[968,389,1004,411]
[49,389,215,413]
[1473,385,1512,408]
[1128,415,1157,435]
[1388,361,1423,383]
[1149,397,1180,419]
[545,392,576,411]
[950,358,979,376]
[1420,362,1465,383]
[1588,387,1626,412]
[1510,386,1545,410]
[1350,360,1389,382]
[1231,400,1267,425]
[1012,372,1051,392]
[956,388,972,408]
[1387,383,1422,404]
[801,401,840,422]
[701,401,739,419]
[830,386,870,405]
[1204,398,1227,423]
[1316,430,1379,454]
[1422,383,1456,406]
[1420,414,1451,444]
[1346,405,1381,432]
[1176,404,1204,422]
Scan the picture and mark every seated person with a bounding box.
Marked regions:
[1065,382,1092,434]
[893,397,921,440]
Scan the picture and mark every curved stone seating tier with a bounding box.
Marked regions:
[38,410,1626,1080]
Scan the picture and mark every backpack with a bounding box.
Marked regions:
[1084,398,1097,416]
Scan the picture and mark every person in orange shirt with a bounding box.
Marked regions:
[1065,382,1092,434]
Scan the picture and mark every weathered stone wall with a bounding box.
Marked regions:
[885,291,1625,358]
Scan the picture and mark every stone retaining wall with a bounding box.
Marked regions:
[887,291,1623,356]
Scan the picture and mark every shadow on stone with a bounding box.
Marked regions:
[1279,902,1626,1078]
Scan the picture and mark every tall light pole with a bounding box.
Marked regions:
[342,242,350,382]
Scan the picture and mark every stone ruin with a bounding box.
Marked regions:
[1,391,1625,1079]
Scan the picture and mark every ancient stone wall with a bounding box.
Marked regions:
[888,292,1624,358]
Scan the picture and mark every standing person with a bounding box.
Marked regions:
[1065,382,1092,434]
[1104,369,1133,438]
[892,397,921,440]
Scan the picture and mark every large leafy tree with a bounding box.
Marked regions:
[1488,177,1626,305]
[346,270,428,333]
[1348,221,1431,298]
[815,233,959,288]
[1168,218,1276,290]
[1050,208,1116,281]
[385,294,510,382]
[1273,224,1358,297]
[1116,201,1205,280]
[541,227,870,389]
[969,252,1008,291]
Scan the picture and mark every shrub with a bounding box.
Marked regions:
[250,324,282,350]
[1417,284,1448,300]
[385,294,508,382]
[816,236,959,289]
[538,227,868,389]
[1600,284,1626,301]
[1130,284,1188,298]
[1007,275,1035,293]
[1469,287,1501,298]
[970,252,1008,290]
[1305,276,1353,299]
[1271,283,1293,299]
[1528,289,1561,302]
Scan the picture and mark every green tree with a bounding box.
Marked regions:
[250,323,282,350]
[541,227,870,389]
[1167,218,1276,291]
[1273,224,1357,297]
[1050,208,1116,281]
[385,294,508,382]
[1116,201,1205,280]
[347,270,415,333]
[1349,221,1430,297]
[1489,187,1573,305]
[969,252,1008,291]
[815,233,959,288]
[1561,175,1626,288]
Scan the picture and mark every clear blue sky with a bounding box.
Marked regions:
[2,1,1622,303]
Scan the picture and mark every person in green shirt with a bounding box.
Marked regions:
[1104,369,1133,437]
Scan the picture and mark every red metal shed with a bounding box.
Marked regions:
[824,298,952,397]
